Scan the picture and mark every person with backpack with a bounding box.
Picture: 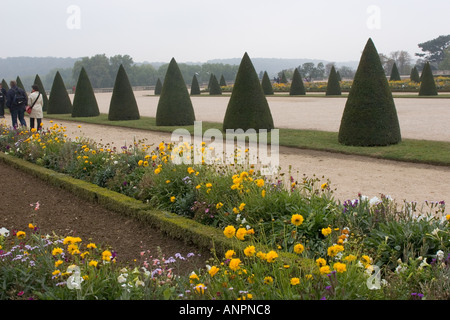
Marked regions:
[0,83,7,118]
[27,84,43,130]
[6,80,28,128]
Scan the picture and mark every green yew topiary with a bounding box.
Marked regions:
[190,74,201,95]
[410,66,420,83]
[33,74,49,112]
[47,71,73,114]
[156,58,196,126]
[2,79,9,91]
[154,78,162,95]
[108,65,140,121]
[289,68,306,95]
[338,38,401,147]
[390,62,401,81]
[209,74,222,95]
[219,75,227,87]
[223,52,274,131]
[326,66,341,96]
[261,71,274,95]
[16,76,25,91]
[336,71,342,82]
[72,67,100,117]
[280,71,288,84]
[418,62,438,96]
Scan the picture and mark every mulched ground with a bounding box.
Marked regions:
[0,161,210,275]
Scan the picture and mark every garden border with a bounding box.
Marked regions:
[0,152,303,265]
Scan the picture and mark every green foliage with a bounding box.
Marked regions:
[289,68,306,96]
[190,74,201,95]
[154,78,162,95]
[47,71,73,114]
[338,38,402,146]
[16,76,25,91]
[219,75,227,87]
[155,58,196,126]
[410,67,421,83]
[208,74,222,95]
[108,65,140,121]
[223,52,274,131]
[418,62,438,96]
[390,63,401,81]
[326,66,341,96]
[72,67,100,117]
[280,71,288,83]
[336,71,342,82]
[261,71,274,95]
[2,79,9,91]
[33,75,49,112]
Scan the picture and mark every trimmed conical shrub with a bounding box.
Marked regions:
[289,68,306,95]
[16,76,25,91]
[223,52,274,131]
[72,67,100,117]
[33,74,49,112]
[219,75,227,87]
[209,74,222,95]
[154,78,162,95]
[261,71,274,95]
[336,71,342,82]
[418,62,438,96]
[338,38,401,146]
[190,74,201,95]
[47,71,73,114]
[390,62,401,81]
[108,65,140,121]
[280,71,288,84]
[326,66,342,96]
[410,66,420,83]
[2,79,9,91]
[155,58,195,126]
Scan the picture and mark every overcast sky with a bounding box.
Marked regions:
[1,0,448,63]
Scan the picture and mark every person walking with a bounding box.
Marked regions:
[6,81,28,128]
[0,83,7,118]
[27,84,43,130]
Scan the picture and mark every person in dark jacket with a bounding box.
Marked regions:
[0,83,7,118]
[6,81,27,128]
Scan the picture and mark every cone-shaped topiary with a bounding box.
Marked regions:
[390,62,401,81]
[261,71,274,95]
[16,76,25,91]
[33,74,49,112]
[326,66,342,96]
[154,78,162,95]
[338,38,401,146]
[72,67,100,117]
[223,52,274,131]
[108,65,140,121]
[336,71,342,82]
[219,75,227,87]
[209,74,222,95]
[190,74,201,95]
[2,79,9,91]
[156,58,195,126]
[280,71,288,84]
[47,71,73,114]
[418,62,438,96]
[289,68,306,95]
[410,66,420,83]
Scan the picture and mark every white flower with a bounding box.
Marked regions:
[419,258,429,270]
[369,196,381,206]
[432,228,440,236]
[117,274,128,283]
[135,279,145,287]
[395,265,406,274]
[360,195,368,202]
[436,250,445,261]
[0,227,10,237]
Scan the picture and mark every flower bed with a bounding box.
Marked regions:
[1,122,449,300]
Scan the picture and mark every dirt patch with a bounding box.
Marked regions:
[0,161,211,275]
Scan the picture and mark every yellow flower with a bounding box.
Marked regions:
[154,167,162,175]
[322,227,332,237]
[16,231,26,239]
[261,190,266,198]
[291,214,304,226]
[87,243,97,249]
[225,250,235,259]
[229,258,241,271]
[166,180,171,184]
[327,244,345,257]
[290,277,300,286]
[189,273,199,283]
[305,274,313,280]
[52,247,63,256]
[294,243,304,254]
[320,266,331,275]
[55,260,63,268]
[89,260,98,268]
[333,262,347,273]
[446,214,450,221]
[344,254,357,262]
[52,270,61,277]
[138,160,144,166]
[68,244,80,255]
[316,257,327,267]
[187,167,195,174]
[102,250,112,262]
[321,182,328,189]
[143,161,149,167]
[239,203,246,211]
[244,245,256,257]
[170,196,176,203]
[256,251,266,260]
[265,250,278,263]
[264,276,273,285]
[208,266,219,277]
[232,207,240,214]
[255,179,265,187]
[80,251,90,259]
[216,202,224,209]
[195,283,206,295]
[206,183,213,188]
[236,228,247,241]
[223,226,236,238]
[361,255,372,266]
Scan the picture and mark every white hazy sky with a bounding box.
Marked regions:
[1,0,449,63]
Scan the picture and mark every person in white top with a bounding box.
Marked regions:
[27,84,44,130]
